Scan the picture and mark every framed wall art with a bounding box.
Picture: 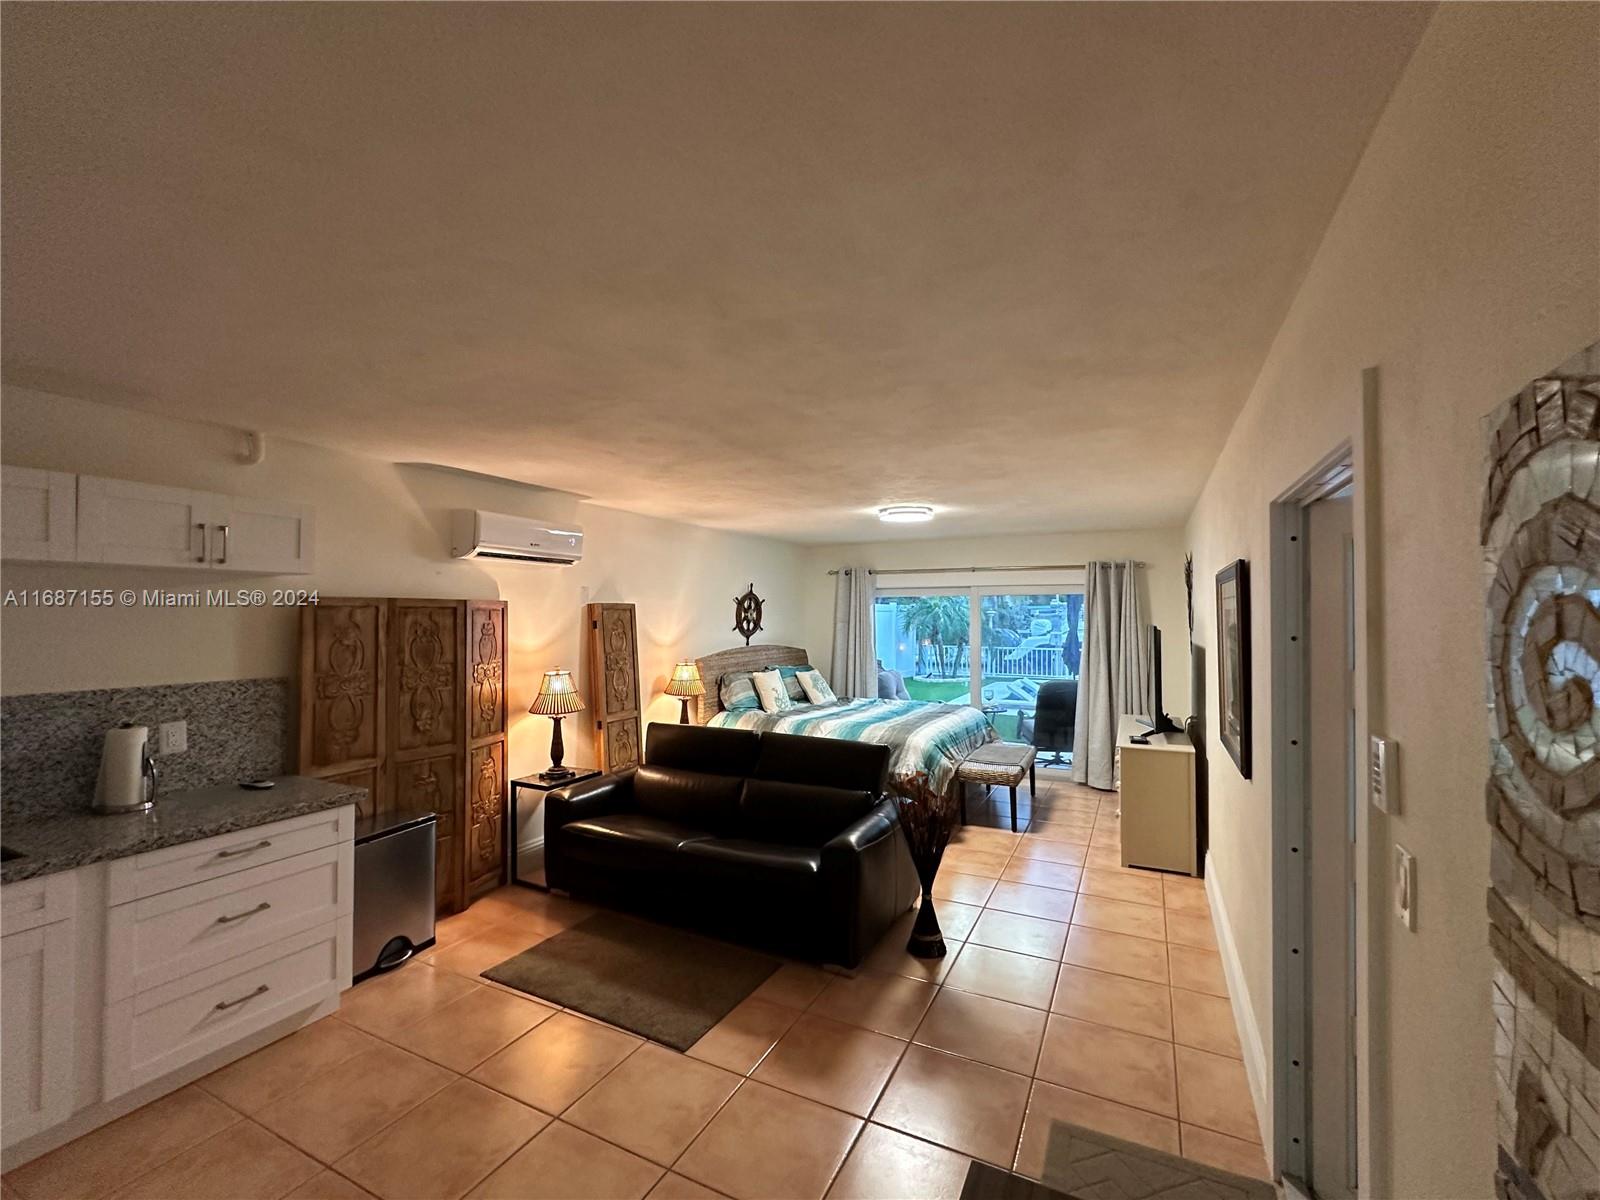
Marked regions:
[1215,559,1251,778]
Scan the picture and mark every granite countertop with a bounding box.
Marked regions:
[0,776,366,885]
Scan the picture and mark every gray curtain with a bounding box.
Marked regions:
[829,566,877,699]
[1071,560,1153,790]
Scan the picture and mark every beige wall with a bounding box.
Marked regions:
[1185,4,1599,1197]
[800,529,1191,711]
[0,386,808,788]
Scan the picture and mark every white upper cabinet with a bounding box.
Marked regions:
[3,469,314,575]
[1,467,77,562]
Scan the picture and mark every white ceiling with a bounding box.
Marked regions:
[1,3,1431,543]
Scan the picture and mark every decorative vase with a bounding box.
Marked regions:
[892,771,961,960]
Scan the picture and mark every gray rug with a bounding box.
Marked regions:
[963,1121,1274,1200]
[482,912,783,1051]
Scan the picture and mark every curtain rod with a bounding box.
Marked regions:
[827,562,1147,576]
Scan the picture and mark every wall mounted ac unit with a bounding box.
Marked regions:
[450,510,583,564]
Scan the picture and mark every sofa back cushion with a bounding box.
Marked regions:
[633,765,745,832]
[738,779,876,847]
[753,732,890,795]
[646,723,761,776]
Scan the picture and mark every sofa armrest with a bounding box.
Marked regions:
[543,769,637,839]
[822,797,900,865]
[820,797,917,967]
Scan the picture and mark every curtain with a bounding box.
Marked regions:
[1072,560,1152,790]
[830,566,877,699]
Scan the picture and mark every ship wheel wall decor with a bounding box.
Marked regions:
[733,583,765,645]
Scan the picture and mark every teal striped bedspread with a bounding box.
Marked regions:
[708,698,996,794]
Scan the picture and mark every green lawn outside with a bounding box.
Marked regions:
[903,676,1025,742]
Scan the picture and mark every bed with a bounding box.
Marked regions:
[694,645,996,795]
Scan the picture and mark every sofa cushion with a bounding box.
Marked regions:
[558,813,713,870]
[737,778,876,847]
[633,765,744,832]
[646,722,761,775]
[678,836,823,883]
[752,731,890,795]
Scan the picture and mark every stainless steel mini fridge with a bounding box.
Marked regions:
[353,808,437,982]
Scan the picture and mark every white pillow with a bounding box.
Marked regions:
[750,668,794,714]
[796,668,838,706]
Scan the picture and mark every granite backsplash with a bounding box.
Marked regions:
[2,678,290,821]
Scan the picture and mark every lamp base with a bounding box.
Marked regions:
[538,765,576,783]
[677,697,692,724]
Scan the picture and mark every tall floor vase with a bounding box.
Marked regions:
[893,772,962,959]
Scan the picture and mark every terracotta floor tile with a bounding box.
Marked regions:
[872,1045,1029,1167]
[1175,1046,1260,1141]
[1071,893,1166,941]
[467,1121,662,1200]
[676,1080,862,1200]
[198,1016,380,1114]
[1010,839,1087,866]
[940,848,1012,879]
[390,984,557,1072]
[1164,878,1212,916]
[859,924,965,986]
[254,1042,454,1163]
[107,1120,319,1200]
[284,1171,377,1200]
[1077,868,1164,908]
[566,1042,741,1164]
[1172,988,1243,1058]
[1016,1081,1179,1181]
[335,1079,547,1200]
[966,909,1068,960]
[753,1013,906,1116]
[951,827,1024,855]
[913,987,1046,1075]
[336,961,480,1040]
[1165,911,1219,951]
[1167,944,1228,997]
[827,1123,970,1200]
[750,963,836,1010]
[809,971,939,1039]
[986,881,1076,922]
[1083,845,1126,871]
[470,887,596,935]
[5,1086,239,1200]
[931,871,996,906]
[925,899,983,941]
[427,926,549,979]
[999,858,1082,892]
[1022,823,1091,847]
[943,944,1058,1010]
[1051,964,1173,1040]
[471,1011,641,1114]
[646,1174,728,1200]
[686,996,801,1074]
[1181,1124,1271,1180]
[1061,926,1168,985]
[430,906,504,951]
[1035,1015,1177,1118]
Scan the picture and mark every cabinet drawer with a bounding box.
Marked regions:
[107,845,352,1001]
[1,871,76,936]
[103,919,348,1100]
[107,806,353,904]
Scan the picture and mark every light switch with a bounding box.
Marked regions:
[158,720,188,756]
[1370,735,1399,814]
[1394,844,1416,930]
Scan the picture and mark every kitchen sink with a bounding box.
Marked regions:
[0,846,23,863]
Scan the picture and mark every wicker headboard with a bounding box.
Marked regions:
[694,644,811,724]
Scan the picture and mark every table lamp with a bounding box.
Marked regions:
[530,668,584,780]
[665,661,705,724]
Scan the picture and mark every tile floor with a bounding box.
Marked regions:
[2,777,1269,1200]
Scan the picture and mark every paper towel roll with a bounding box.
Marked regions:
[95,724,150,811]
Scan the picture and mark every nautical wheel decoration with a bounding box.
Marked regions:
[1482,352,1600,1200]
[733,583,765,646]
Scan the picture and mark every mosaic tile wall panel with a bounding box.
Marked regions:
[1484,342,1600,1200]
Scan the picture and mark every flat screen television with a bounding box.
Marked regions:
[1140,625,1182,735]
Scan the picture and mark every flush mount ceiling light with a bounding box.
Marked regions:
[877,504,935,524]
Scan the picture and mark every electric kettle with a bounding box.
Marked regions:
[93,722,159,814]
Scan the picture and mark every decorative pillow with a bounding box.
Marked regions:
[719,672,761,711]
[750,668,795,714]
[765,663,807,702]
[796,668,838,706]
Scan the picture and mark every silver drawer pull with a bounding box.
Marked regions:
[215,901,271,925]
[215,840,271,859]
[213,983,269,1012]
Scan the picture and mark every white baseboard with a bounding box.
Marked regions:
[1204,851,1272,1156]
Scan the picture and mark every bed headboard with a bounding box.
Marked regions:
[694,644,811,724]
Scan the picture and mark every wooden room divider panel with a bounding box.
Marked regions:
[587,602,642,773]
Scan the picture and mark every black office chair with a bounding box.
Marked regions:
[1028,680,1077,766]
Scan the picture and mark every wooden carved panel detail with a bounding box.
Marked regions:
[601,607,639,715]
[396,754,457,835]
[466,741,505,895]
[325,767,379,821]
[306,603,381,768]
[587,603,641,773]
[606,716,641,774]
[397,606,459,751]
[469,604,506,742]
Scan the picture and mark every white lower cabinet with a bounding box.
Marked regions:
[0,874,78,1148]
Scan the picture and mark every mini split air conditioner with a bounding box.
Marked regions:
[450,510,583,564]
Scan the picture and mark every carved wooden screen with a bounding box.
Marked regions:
[586,602,641,772]
[299,597,508,915]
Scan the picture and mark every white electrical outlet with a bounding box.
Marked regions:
[158,720,187,756]
[1394,844,1416,930]
[1369,735,1399,814]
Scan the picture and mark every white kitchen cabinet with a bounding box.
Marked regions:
[209,494,314,575]
[1,467,77,562]
[1,873,78,1150]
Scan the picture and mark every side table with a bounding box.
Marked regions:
[510,768,601,889]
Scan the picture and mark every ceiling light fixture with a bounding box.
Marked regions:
[877,504,935,524]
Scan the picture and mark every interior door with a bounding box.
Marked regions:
[76,476,211,567]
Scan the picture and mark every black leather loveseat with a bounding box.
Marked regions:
[543,723,918,967]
